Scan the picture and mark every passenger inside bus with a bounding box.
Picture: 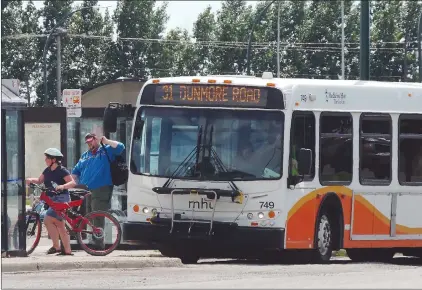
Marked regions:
[231,142,255,175]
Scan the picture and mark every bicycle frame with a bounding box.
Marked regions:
[39,190,97,235]
[26,183,122,256]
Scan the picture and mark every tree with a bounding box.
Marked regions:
[191,5,217,75]
[1,0,23,79]
[159,28,196,77]
[35,0,74,106]
[399,1,422,82]
[370,0,403,82]
[344,0,360,80]
[98,8,121,83]
[113,0,169,79]
[299,0,346,79]
[212,0,253,75]
[1,0,41,104]
[64,0,114,89]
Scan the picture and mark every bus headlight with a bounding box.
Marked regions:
[142,207,149,214]
[258,212,264,219]
[247,213,253,220]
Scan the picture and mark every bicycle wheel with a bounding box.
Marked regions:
[13,212,42,255]
[76,210,121,256]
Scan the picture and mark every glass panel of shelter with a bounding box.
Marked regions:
[5,110,24,251]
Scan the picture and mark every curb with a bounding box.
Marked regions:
[2,257,182,273]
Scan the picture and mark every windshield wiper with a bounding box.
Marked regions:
[154,125,203,193]
[205,125,243,202]
[152,125,243,203]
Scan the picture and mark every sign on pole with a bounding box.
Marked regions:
[62,89,82,118]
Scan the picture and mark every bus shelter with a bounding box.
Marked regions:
[1,80,27,257]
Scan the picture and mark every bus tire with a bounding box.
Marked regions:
[180,255,200,265]
[158,245,178,258]
[313,212,333,263]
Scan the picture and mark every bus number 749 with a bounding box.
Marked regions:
[260,201,274,209]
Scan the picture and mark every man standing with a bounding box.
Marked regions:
[72,133,125,246]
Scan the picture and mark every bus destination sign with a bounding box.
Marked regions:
[153,84,268,107]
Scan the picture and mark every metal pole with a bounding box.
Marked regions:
[43,33,54,106]
[341,0,345,80]
[360,0,370,80]
[246,0,276,76]
[43,6,96,106]
[277,0,281,78]
[56,33,62,106]
[418,12,422,82]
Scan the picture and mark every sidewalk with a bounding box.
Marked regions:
[2,238,182,273]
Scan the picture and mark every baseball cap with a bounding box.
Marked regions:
[84,133,97,143]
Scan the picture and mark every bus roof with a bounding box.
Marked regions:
[142,75,422,113]
[147,75,422,90]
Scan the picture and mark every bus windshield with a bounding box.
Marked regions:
[130,107,284,181]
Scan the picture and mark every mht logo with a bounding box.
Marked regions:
[188,198,214,209]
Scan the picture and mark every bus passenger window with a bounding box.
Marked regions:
[319,113,353,184]
[399,114,422,185]
[289,111,315,180]
[359,114,392,185]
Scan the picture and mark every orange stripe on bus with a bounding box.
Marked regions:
[285,186,422,249]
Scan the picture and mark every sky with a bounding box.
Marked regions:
[29,1,258,34]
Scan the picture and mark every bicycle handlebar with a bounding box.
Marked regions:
[29,183,90,196]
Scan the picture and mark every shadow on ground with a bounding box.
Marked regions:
[199,256,422,266]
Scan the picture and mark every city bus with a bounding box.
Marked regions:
[103,73,422,264]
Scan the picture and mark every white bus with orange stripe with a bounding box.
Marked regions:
[104,73,422,264]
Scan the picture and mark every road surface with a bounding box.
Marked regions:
[3,257,422,289]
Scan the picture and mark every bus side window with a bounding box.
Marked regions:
[289,111,315,182]
[359,113,392,185]
[319,112,353,185]
[399,114,422,185]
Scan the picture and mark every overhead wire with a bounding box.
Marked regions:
[2,33,418,47]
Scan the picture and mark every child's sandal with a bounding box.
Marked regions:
[56,252,74,256]
[46,247,60,255]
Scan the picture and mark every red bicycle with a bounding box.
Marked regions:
[24,183,121,256]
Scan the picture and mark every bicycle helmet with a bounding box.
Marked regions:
[44,148,64,158]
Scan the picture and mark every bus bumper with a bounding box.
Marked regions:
[122,221,285,256]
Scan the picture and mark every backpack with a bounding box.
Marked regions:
[101,143,129,186]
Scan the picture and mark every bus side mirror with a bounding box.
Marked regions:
[298,148,312,176]
[103,103,119,133]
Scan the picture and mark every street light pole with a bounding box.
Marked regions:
[42,6,95,107]
[360,0,370,81]
[55,28,67,106]
[246,0,276,76]
[341,0,345,80]
[418,12,422,82]
[277,0,281,78]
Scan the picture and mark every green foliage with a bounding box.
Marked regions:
[1,0,40,104]
[2,0,422,106]
[113,0,169,79]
